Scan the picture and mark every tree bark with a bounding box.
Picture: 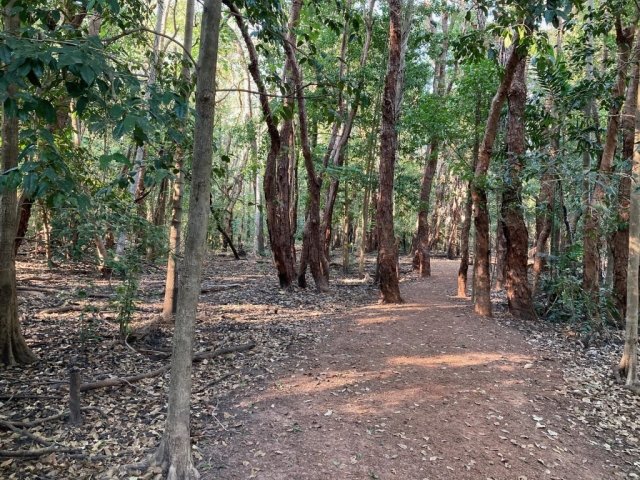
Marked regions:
[457,93,481,297]
[0,7,37,365]
[612,31,640,322]
[582,23,633,293]
[377,0,406,304]
[153,1,221,479]
[472,42,523,317]
[502,56,535,320]
[282,0,329,292]
[413,11,448,277]
[162,0,195,321]
[225,0,295,288]
[320,0,376,266]
[617,72,640,386]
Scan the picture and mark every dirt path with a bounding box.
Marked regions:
[202,260,623,480]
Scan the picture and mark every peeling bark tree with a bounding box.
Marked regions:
[611,31,640,322]
[472,43,522,317]
[377,0,405,303]
[224,0,295,288]
[617,73,640,387]
[162,0,195,321]
[414,11,449,277]
[152,0,221,477]
[582,22,633,293]
[282,0,329,292]
[502,56,535,320]
[0,7,37,366]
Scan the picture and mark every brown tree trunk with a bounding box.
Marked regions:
[502,56,535,320]
[153,1,221,478]
[282,0,329,292]
[472,42,523,317]
[0,6,36,366]
[457,94,482,297]
[376,0,406,304]
[617,70,640,386]
[582,24,633,293]
[153,176,169,227]
[414,144,438,277]
[321,0,376,265]
[413,12,448,277]
[612,31,640,323]
[494,197,506,290]
[14,195,32,256]
[163,0,195,321]
[226,0,296,288]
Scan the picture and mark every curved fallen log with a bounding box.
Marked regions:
[0,446,80,458]
[79,341,256,392]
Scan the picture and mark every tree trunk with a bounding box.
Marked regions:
[321,0,376,265]
[282,0,329,292]
[582,24,633,293]
[163,0,195,321]
[494,196,506,291]
[472,42,523,317]
[377,0,406,304]
[502,56,535,320]
[0,7,36,366]
[14,195,32,256]
[153,176,169,227]
[153,1,221,478]
[617,72,640,386]
[612,31,640,323]
[413,11,448,276]
[225,0,295,288]
[458,93,481,297]
[414,145,438,277]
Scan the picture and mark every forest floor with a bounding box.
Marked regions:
[1,252,639,479]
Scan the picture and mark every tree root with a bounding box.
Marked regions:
[0,421,53,446]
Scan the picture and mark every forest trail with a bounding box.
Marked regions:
[203,260,618,480]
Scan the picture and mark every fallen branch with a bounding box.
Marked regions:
[41,304,85,315]
[5,406,105,428]
[0,446,80,458]
[0,421,53,447]
[79,342,256,392]
[201,283,242,293]
[17,286,63,294]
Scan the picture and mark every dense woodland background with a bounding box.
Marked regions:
[1,0,640,477]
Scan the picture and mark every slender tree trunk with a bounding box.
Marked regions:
[582,24,633,293]
[153,2,221,478]
[225,0,295,288]
[282,0,329,292]
[414,145,438,276]
[0,6,36,366]
[502,56,535,320]
[153,176,169,227]
[377,0,406,303]
[321,0,376,265]
[458,95,481,297]
[163,0,195,320]
[413,11,448,276]
[494,196,506,290]
[617,73,640,386]
[612,31,640,322]
[472,42,523,317]
[14,195,32,256]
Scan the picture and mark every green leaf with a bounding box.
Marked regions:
[35,99,56,123]
[76,96,89,116]
[39,128,55,146]
[109,104,125,119]
[99,154,113,170]
[80,64,96,85]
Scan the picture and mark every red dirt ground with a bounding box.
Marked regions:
[201,259,633,480]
